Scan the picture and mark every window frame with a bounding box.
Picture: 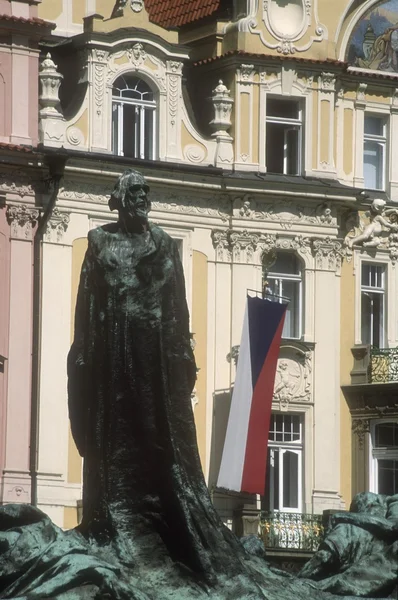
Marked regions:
[360,262,387,348]
[112,75,157,160]
[369,419,398,495]
[265,253,303,340]
[363,114,388,192]
[265,413,304,513]
[266,97,304,176]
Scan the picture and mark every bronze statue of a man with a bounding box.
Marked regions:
[67,169,243,580]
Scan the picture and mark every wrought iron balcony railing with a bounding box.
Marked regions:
[260,512,323,552]
[370,347,398,383]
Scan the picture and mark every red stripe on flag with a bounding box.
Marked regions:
[240,315,285,495]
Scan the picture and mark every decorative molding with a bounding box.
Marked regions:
[312,237,343,271]
[6,204,39,240]
[352,418,370,450]
[131,0,143,11]
[319,72,336,92]
[355,83,367,109]
[150,192,230,223]
[44,208,70,243]
[183,145,206,163]
[66,127,84,146]
[238,64,256,83]
[211,229,312,264]
[39,53,65,147]
[273,344,312,410]
[248,0,325,55]
[233,197,337,228]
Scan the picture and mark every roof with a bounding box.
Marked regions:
[144,0,221,29]
[0,14,55,29]
[194,50,347,68]
[0,142,33,153]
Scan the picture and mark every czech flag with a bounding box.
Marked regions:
[217,295,287,495]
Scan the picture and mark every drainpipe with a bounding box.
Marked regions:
[30,154,67,507]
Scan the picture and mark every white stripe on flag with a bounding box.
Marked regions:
[217,303,253,492]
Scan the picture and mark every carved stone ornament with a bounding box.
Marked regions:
[39,53,65,146]
[344,199,398,263]
[233,197,336,228]
[242,0,326,55]
[211,229,311,264]
[239,64,255,82]
[273,345,312,410]
[352,418,370,450]
[210,80,234,137]
[356,83,367,108]
[319,72,336,92]
[44,208,70,243]
[131,0,143,11]
[312,237,343,271]
[6,204,39,240]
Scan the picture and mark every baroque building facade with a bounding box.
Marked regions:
[1,0,398,547]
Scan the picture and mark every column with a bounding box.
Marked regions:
[1,204,38,504]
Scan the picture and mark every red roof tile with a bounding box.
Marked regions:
[145,0,221,29]
[0,142,33,153]
[194,50,347,68]
[0,14,55,29]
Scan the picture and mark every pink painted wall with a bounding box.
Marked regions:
[29,53,39,146]
[0,1,11,16]
[0,51,12,141]
[0,208,10,478]
[5,238,33,472]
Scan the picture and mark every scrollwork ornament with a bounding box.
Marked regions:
[44,208,70,243]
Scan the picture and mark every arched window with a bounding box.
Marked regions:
[112,75,156,160]
[263,252,302,339]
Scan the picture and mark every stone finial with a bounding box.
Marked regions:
[39,53,65,147]
[210,80,234,167]
[210,80,233,136]
[39,53,63,115]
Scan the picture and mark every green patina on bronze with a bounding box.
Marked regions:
[0,171,398,599]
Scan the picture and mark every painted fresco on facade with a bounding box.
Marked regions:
[347,0,398,72]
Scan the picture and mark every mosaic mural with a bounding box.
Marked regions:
[347,0,398,73]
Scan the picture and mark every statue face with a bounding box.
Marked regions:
[122,180,150,224]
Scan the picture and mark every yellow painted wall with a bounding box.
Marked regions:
[64,506,79,530]
[96,0,114,19]
[38,0,63,21]
[192,251,208,470]
[67,238,88,487]
[340,259,355,507]
[72,0,85,25]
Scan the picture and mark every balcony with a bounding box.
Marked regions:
[260,511,323,552]
[370,347,398,383]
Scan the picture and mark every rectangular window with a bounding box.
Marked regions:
[364,115,387,191]
[266,253,302,339]
[371,421,398,495]
[263,413,303,513]
[266,98,303,175]
[361,263,386,348]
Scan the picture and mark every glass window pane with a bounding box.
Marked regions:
[283,451,299,509]
[266,123,285,174]
[365,116,384,137]
[122,104,137,158]
[144,108,154,160]
[271,253,300,276]
[378,459,398,495]
[286,128,300,175]
[274,450,280,510]
[361,291,384,347]
[375,423,398,447]
[281,280,300,339]
[364,141,384,190]
[267,98,300,120]
[112,103,119,155]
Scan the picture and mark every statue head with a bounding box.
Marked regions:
[371,198,386,215]
[109,169,151,228]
